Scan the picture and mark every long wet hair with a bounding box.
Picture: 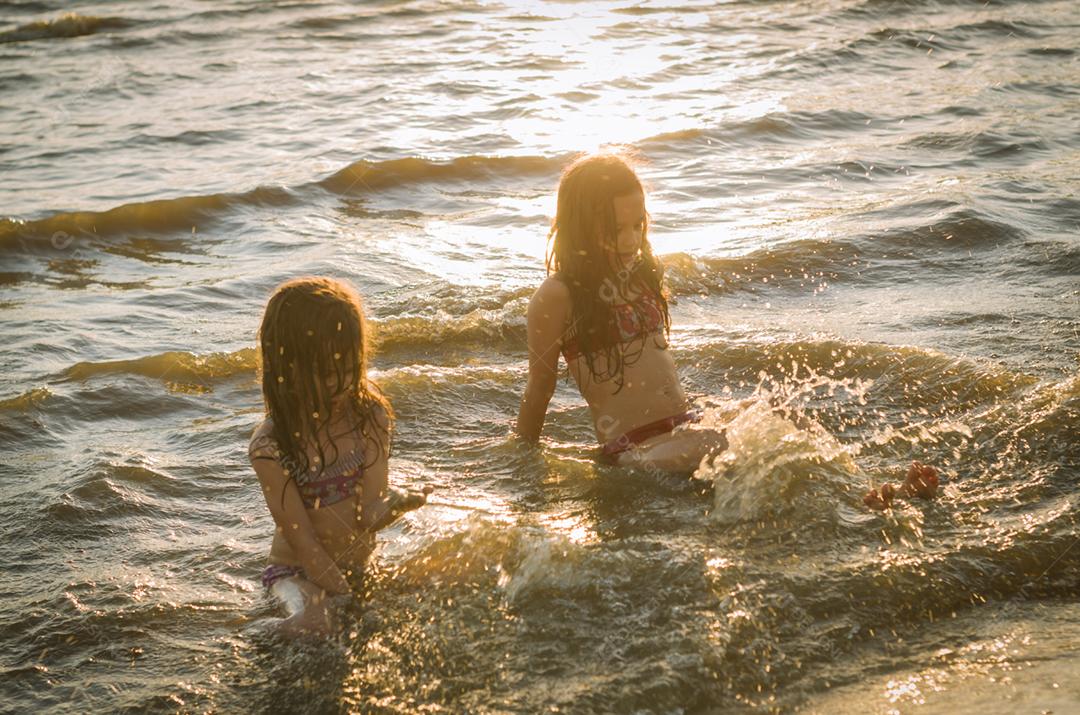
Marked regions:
[546,153,670,390]
[256,276,392,492]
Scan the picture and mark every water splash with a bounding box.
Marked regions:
[693,371,867,524]
[496,528,594,605]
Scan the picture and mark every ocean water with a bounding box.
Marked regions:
[1,0,1078,712]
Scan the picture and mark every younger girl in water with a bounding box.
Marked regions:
[515,153,938,506]
[249,276,429,634]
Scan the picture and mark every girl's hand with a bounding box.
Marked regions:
[863,462,940,511]
[863,483,895,511]
[366,486,433,532]
[902,461,939,499]
[393,488,434,516]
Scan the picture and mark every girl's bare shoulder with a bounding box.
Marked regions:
[531,273,572,310]
[538,272,571,295]
[370,401,391,431]
[248,419,280,461]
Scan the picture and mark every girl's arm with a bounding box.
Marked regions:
[356,405,392,532]
[353,406,432,532]
[356,451,391,532]
[251,456,350,595]
[516,276,571,442]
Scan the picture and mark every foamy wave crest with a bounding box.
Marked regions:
[661,206,1021,297]
[378,364,522,396]
[0,386,52,412]
[60,349,257,385]
[679,335,1035,414]
[662,243,856,296]
[389,283,534,316]
[872,207,1022,250]
[1,186,296,246]
[318,154,562,195]
[637,127,708,150]
[52,303,528,388]
[374,299,529,352]
[2,154,564,245]
[0,13,134,44]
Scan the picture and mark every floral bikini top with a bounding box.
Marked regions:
[248,421,363,510]
[560,289,665,362]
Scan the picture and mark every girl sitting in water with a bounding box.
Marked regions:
[515,153,726,472]
[249,276,430,635]
[515,154,938,506]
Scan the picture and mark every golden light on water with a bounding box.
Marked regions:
[540,511,597,544]
[6,0,1078,710]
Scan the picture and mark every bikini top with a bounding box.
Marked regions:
[248,421,363,510]
[561,289,665,362]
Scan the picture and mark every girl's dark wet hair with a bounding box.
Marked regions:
[546,153,670,390]
[257,276,392,498]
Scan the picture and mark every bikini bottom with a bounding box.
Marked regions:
[261,563,305,589]
[600,410,701,463]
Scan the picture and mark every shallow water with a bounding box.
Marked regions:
[1,0,1078,712]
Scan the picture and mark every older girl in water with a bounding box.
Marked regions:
[515,153,726,471]
[515,154,938,506]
